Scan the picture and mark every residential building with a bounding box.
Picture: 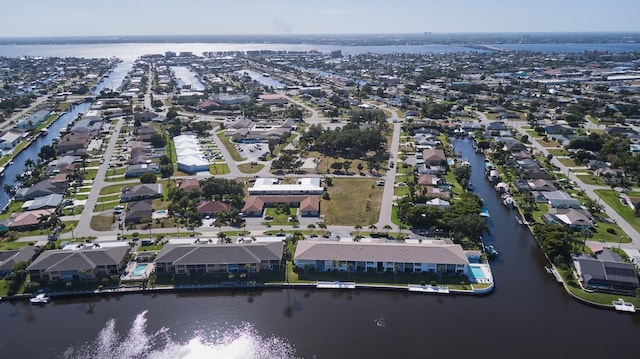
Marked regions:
[125,200,153,225]
[574,249,639,294]
[542,190,582,208]
[22,193,63,211]
[154,242,284,275]
[27,246,129,282]
[294,240,470,275]
[0,246,39,277]
[120,183,163,202]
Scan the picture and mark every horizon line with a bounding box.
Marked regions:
[2,31,640,39]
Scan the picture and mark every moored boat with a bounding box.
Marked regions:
[612,298,636,313]
[29,293,50,305]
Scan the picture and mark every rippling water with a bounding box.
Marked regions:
[61,311,296,359]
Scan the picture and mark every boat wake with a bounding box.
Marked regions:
[61,310,297,359]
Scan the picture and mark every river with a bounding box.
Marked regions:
[0,138,637,359]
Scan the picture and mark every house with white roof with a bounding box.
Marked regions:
[174,134,209,174]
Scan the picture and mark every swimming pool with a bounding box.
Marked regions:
[132,263,149,276]
[155,210,167,215]
[470,265,485,280]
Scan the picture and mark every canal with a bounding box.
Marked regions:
[0,138,638,359]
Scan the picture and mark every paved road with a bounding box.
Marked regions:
[74,118,124,235]
[476,112,640,249]
[376,108,402,229]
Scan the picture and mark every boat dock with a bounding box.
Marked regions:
[316,281,356,289]
[407,284,450,294]
[545,266,563,283]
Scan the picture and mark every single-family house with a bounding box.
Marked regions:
[574,249,639,294]
[22,193,64,211]
[528,179,557,192]
[125,164,160,178]
[544,208,594,229]
[6,208,55,230]
[595,167,625,184]
[15,180,67,201]
[120,183,163,202]
[422,149,446,166]
[197,200,229,217]
[0,246,39,277]
[56,131,91,154]
[0,131,23,151]
[542,190,581,209]
[125,200,153,225]
[154,242,284,275]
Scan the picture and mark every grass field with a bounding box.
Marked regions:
[209,163,231,175]
[321,178,383,225]
[595,189,640,233]
[557,157,580,167]
[217,132,245,162]
[576,174,606,186]
[237,163,264,174]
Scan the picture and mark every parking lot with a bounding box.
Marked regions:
[235,143,270,162]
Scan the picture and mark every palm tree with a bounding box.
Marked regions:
[368,224,377,234]
[383,224,392,236]
[38,213,51,238]
[3,184,16,198]
[354,224,362,236]
[307,223,316,235]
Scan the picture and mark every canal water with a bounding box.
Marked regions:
[0,139,638,359]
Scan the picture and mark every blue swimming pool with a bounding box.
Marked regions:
[155,210,167,215]
[470,266,485,280]
[132,263,148,276]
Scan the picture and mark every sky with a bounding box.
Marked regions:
[1,0,639,37]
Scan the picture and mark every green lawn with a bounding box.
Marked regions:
[0,240,34,250]
[557,157,580,167]
[263,207,297,226]
[217,132,245,162]
[576,174,606,186]
[0,201,25,220]
[547,149,568,156]
[209,163,230,175]
[394,185,411,197]
[594,189,640,233]
[559,268,640,307]
[237,163,263,174]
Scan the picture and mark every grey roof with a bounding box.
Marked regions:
[0,246,39,272]
[543,190,575,201]
[294,241,469,265]
[155,242,284,265]
[27,193,63,210]
[27,247,129,272]
[578,257,639,285]
[120,183,163,201]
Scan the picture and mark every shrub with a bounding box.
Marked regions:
[606,228,616,235]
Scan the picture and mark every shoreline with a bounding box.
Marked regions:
[0,279,495,304]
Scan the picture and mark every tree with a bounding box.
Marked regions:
[140,173,157,183]
[357,162,364,174]
[354,225,362,235]
[160,165,174,178]
[383,224,392,236]
[343,160,352,174]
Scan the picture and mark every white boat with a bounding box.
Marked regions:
[29,293,50,305]
[612,298,636,313]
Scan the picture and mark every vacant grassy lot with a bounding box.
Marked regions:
[595,189,640,233]
[209,163,231,175]
[547,149,568,156]
[321,178,382,225]
[576,174,606,186]
[557,157,580,167]
[217,132,245,162]
[90,214,116,231]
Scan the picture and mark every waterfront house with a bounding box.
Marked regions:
[0,246,39,277]
[520,168,553,180]
[543,208,594,230]
[15,179,67,201]
[22,193,63,211]
[125,200,153,225]
[422,148,447,166]
[294,240,470,275]
[56,130,91,155]
[120,183,163,202]
[542,190,582,209]
[15,109,50,131]
[6,208,55,230]
[154,242,284,275]
[27,246,129,282]
[574,249,639,294]
[421,198,451,209]
[528,179,557,192]
[0,131,23,151]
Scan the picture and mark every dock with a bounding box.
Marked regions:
[407,284,450,294]
[316,281,356,289]
[545,266,563,283]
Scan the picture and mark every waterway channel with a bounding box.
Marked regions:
[0,140,638,358]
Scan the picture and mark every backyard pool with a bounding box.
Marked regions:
[469,265,485,281]
[132,263,149,276]
[155,210,167,215]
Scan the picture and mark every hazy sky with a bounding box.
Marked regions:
[1,0,639,37]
